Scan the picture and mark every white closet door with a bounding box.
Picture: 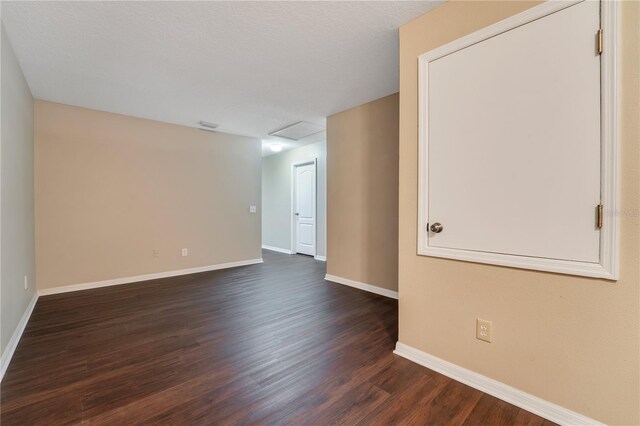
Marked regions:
[294,163,316,256]
[425,0,601,263]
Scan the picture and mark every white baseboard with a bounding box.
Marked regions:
[324,274,398,299]
[393,342,602,426]
[314,255,326,261]
[262,245,293,255]
[38,258,264,296]
[1,293,38,382]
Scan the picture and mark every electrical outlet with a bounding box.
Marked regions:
[24,275,28,290]
[249,205,257,213]
[181,248,188,257]
[152,249,159,258]
[476,318,492,343]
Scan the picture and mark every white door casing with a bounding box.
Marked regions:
[292,160,316,256]
[417,0,620,279]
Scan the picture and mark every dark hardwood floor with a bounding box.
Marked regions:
[1,250,554,425]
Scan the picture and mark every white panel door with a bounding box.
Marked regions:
[426,0,601,263]
[295,163,316,256]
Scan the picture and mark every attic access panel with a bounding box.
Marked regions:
[269,121,325,141]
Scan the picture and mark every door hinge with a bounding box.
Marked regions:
[597,28,603,54]
[597,204,604,228]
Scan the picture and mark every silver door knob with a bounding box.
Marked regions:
[295,212,299,216]
[430,222,443,233]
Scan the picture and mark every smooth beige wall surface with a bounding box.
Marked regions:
[398,2,639,424]
[35,101,262,290]
[262,141,326,257]
[1,25,36,354]
[327,93,399,291]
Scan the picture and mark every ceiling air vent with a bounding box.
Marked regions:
[198,121,218,132]
[269,121,324,141]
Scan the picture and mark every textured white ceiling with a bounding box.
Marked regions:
[1,1,441,153]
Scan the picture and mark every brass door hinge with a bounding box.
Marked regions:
[597,204,604,228]
[597,28,603,54]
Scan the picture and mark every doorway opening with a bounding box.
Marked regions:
[261,140,326,262]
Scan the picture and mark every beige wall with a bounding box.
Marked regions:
[398,2,639,425]
[35,101,262,290]
[262,141,326,257]
[327,93,399,291]
[1,25,37,355]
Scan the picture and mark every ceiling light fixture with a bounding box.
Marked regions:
[198,121,218,132]
[270,143,283,153]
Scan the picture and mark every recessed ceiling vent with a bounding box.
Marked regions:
[269,121,324,141]
[198,121,218,132]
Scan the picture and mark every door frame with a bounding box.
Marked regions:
[291,158,318,256]
[416,0,620,279]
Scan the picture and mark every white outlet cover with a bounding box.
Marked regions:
[249,205,257,213]
[182,248,188,256]
[24,275,28,290]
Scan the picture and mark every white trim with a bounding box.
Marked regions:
[37,258,264,296]
[598,0,621,280]
[314,255,326,262]
[394,342,603,426]
[1,293,38,382]
[417,0,620,280]
[291,158,317,256]
[262,245,293,255]
[325,274,398,299]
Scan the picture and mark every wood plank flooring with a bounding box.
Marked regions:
[1,250,554,425]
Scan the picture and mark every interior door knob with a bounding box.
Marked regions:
[295,212,299,216]
[430,222,443,233]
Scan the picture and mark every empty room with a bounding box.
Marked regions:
[1,1,638,425]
